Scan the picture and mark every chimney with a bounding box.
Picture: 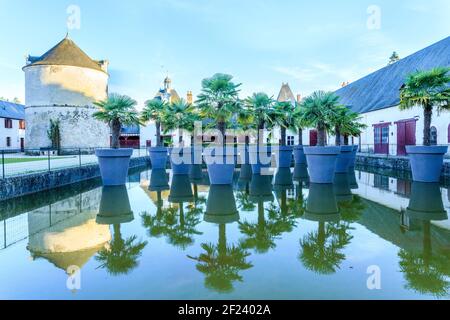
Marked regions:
[296,94,302,103]
[187,91,193,104]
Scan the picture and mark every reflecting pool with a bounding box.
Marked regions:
[1,166,450,299]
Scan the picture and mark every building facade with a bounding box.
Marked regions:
[23,36,110,151]
[335,36,450,155]
[0,100,26,150]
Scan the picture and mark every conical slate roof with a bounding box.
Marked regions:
[24,37,105,73]
[277,83,296,103]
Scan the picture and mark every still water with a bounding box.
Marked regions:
[1,165,450,300]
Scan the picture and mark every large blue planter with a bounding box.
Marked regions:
[189,164,203,182]
[205,149,235,185]
[249,146,272,174]
[406,182,447,221]
[239,164,253,182]
[96,185,134,225]
[273,168,293,187]
[170,147,191,175]
[204,185,239,223]
[275,146,293,168]
[406,145,448,182]
[348,168,359,190]
[169,174,194,203]
[304,146,340,184]
[96,148,133,186]
[293,163,309,182]
[335,145,353,173]
[304,183,340,222]
[293,145,307,166]
[349,145,358,168]
[148,146,168,169]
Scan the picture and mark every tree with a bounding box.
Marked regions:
[388,51,400,65]
[47,119,61,154]
[299,91,340,147]
[197,73,241,142]
[244,93,275,146]
[329,106,366,146]
[292,102,308,146]
[93,93,141,149]
[400,67,450,146]
[236,104,254,147]
[271,101,296,146]
[141,98,169,147]
[162,98,197,146]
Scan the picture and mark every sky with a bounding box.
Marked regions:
[0,0,449,108]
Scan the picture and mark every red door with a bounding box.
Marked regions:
[396,119,416,156]
[373,123,390,154]
[309,130,318,146]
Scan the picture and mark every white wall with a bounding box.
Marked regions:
[0,118,25,149]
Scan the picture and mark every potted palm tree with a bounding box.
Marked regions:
[93,93,141,186]
[400,67,450,182]
[236,104,254,179]
[141,98,169,170]
[292,102,307,166]
[300,91,341,184]
[330,106,364,173]
[197,73,241,184]
[245,92,275,174]
[272,101,295,168]
[163,98,197,175]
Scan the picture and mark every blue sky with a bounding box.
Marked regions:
[0,0,449,107]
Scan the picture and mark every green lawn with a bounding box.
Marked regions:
[3,157,74,164]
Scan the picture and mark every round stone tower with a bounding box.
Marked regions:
[23,36,110,152]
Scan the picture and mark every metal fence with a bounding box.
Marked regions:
[0,147,148,179]
[357,144,450,158]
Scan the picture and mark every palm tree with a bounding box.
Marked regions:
[299,91,340,147]
[163,98,197,146]
[236,105,254,148]
[93,93,141,149]
[292,102,308,146]
[197,73,241,141]
[272,101,296,146]
[330,106,366,146]
[96,224,147,275]
[244,93,275,146]
[400,67,450,146]
[141,98,169,147]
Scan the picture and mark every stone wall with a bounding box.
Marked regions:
[355,154,450,179]
[0,156,149,201]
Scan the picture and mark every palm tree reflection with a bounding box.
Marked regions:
[189,185,253,293]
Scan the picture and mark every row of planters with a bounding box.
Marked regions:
[93,67,450,187]
[92,74,365,187]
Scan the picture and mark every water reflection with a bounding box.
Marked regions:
[95,186,147,275]
[399,182,450,297]
[189,185,252,293]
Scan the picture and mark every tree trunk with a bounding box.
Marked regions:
[423,105,432,146]
[298,128,303,146]
[257,121,265,146]
[344,135,349,146]
[217,120,226,145]
[156,121,162,147]
[335,127,341,146]
[178,128,183,146]
[280,126,286,146]
[318,123,326,147]
[111,119,121,149]
[245,135,250,147]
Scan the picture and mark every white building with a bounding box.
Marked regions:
[0,100,25,150]
[23,36,110,151]
[335,36,450,155]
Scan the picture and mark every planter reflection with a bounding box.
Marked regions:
[96,186,147,275]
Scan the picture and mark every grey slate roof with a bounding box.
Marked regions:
[277,83,296,103]
[335,36,450,114]
[24,37,105,73]
[0,100,25,120]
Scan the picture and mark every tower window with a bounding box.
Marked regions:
[4,118,12,129]
[19,120,25,130]
[6,137,11,147]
